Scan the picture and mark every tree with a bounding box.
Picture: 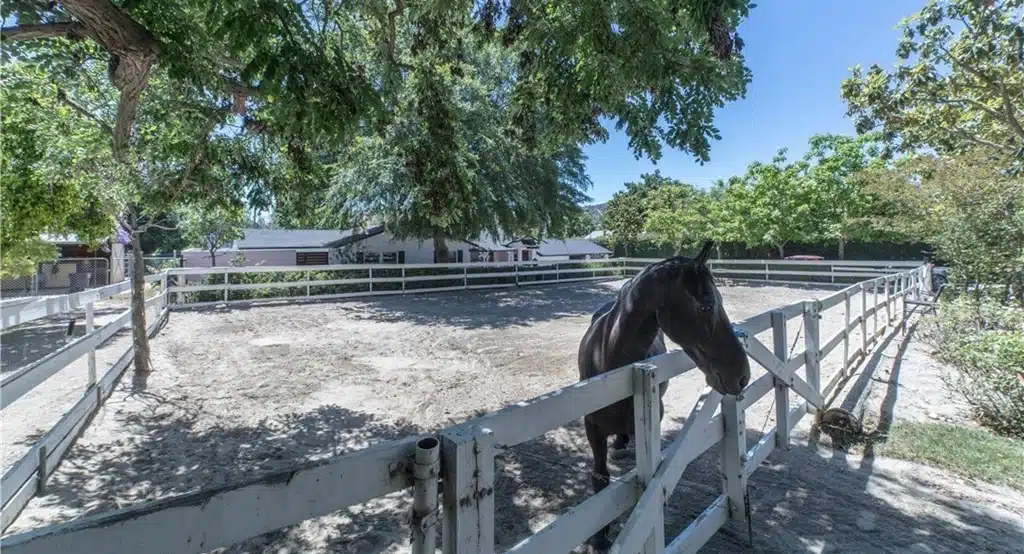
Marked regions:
[563,208,597,238]
[1,62,115,276]
[801,133,886,258]
[840,0,1024,169]
[859,149,1024,297]
[603,171,678,254]
[724,149,818,258]
[642,182,715,252]
[183,205,245,266]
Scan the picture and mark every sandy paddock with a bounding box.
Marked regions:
[4,280,1022,553]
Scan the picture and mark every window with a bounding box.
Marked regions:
[363,252,380,264]
[435,250,463,263]
[382,252,397,264]
[296,251,328,266]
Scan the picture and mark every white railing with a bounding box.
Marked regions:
[0,265,929,554]
[163,257,916,308]
[0,274,170,532]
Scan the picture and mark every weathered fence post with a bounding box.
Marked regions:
[85,301,96,388]
[764,261,769,281]
[720,393,747,524]
[223,271,229,302]
[843,290,851,375]
[411,436,441,554]
[861,283,868,355]
[161,273,169,309]
[176,274,184,305]
[770,310,790,449]
[872,279,879,339]
[633,363,665,554]
[884,276,892,324]
[441,426,495,554]
[369,268,374,293]
[803,301,821,414]
[306,270,311,297]
[555,263,560,282]
[463,265,468,289]
[37,445,48,494]
[402,267,407,294]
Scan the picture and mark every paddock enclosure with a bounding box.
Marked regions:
[2,258,968,554]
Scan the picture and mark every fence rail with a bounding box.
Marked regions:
[0,262,928,554]
[0,274,170,532]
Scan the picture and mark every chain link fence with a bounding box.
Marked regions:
[1,258,111,298]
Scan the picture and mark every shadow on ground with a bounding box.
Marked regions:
[13,369,1021,554]
[175,280,626,331]
[1,306,127,373]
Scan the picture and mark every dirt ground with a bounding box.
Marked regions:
[3,280,1022,553]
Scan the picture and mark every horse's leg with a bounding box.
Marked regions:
[611,433,631,459]
[585,418,612,553]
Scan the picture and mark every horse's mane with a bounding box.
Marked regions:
[614,255,694,304]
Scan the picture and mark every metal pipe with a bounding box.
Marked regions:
[411,436,440,554]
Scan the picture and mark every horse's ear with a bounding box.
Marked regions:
[695,240,714,266]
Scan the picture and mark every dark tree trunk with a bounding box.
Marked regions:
[130,232,151,374]
[433,234,449,263]
[777,244,785,259]
[838,237,846,260]
[209,247,217,267]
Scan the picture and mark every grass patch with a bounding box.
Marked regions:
[868,422,1024,490]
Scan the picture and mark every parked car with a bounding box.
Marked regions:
[783,255,824,261]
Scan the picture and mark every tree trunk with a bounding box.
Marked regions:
[130,232,151,375]
[715,244,722,259]
[777,244,785,259]
[209,248,217,267]
[433,234,449,263]
[838,237,846,260]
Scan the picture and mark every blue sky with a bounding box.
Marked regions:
[581,0,925,205]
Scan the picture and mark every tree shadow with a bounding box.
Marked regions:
[1,306,127,373]
[172,280,627,331]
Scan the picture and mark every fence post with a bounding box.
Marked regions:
[463,264,468,289]
[176,274,184,305]
[555,262,560,282]
[369,268,374,293]
[770,310,790,449]
[86,301,97,388]
[860,282,868,355]
[843,290,851,375]
[37,445,48,494]
[224,271,229,302]
[720,394,747,525]
[161,273,169,309]
[441,426,495,554]
[884,276,892,324]
[402,267,407,294]
[873,279,879,339]
[764,261,769,281]
[411,436,441,554]
[803,301,821,415]
[830,264,835,284]
[515,263,520,286]
[306,270,311,297]
[632,364,665,554]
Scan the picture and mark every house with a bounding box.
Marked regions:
[505,237,613,262]
[181,226,611,268]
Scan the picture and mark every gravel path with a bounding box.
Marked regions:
[3,280,1021,553]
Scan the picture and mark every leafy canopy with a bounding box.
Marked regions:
[840,0,1024,167]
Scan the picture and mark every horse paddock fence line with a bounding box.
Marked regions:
[0,259,930,554]
[0,274,169,532]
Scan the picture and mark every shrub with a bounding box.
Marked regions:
[924,294,1024,439]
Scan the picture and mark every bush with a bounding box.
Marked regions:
[925,294,1024,439]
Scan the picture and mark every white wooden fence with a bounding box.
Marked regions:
[0,263,929,554]
[162,257,920,309]
[0,274,170,532]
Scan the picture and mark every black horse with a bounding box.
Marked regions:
[576,240,751,552]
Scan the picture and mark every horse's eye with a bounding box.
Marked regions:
[699,304,713,313]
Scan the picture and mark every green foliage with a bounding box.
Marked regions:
[642,182,717,252]
[860,150,1024,291]
[925,294,1024,439]
[562,208,598,238]
[840,0,1024,169]
[0,61,115,275]
[182,205,245,261]
[602,171,677,251]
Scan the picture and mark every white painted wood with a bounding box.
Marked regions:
[0,280,131,330]
[819,327,846,359]
[0,476,36,532]
[744,402,809,480]
[610,389,722,554]
[665,494,729,554]
[441,426,495,554]
[1,308,132,409]
[738,372,774,412]
[884,276,892,323]
[770,310,790,450]
[623,257,919,268]
[803,302,822,414]
[742,338,823,409]
[719,395,746,521]
[861,284,868,355]
[843,291,851,375]
[85,302,96,387]
[610,365,664,554]
[2,433,430,554]
[507,469,639,554]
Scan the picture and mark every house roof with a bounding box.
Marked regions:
[465,235,516,251]
[233,226,384,249]
[505,238,612,256]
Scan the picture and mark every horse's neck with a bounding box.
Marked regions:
[605,276,661,357]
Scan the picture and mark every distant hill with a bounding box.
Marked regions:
[584,202,607,227]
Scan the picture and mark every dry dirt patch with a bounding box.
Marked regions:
[4,280,1022,553]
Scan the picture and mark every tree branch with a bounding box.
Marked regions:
[56,89,114,135]
[0,22,94,41]
[387,0,414,70]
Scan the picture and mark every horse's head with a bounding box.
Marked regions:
[654,240,751,396]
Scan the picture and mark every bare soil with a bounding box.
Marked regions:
[3,280,1022,553]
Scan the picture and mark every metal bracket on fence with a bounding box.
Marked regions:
[410,506,440,533]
